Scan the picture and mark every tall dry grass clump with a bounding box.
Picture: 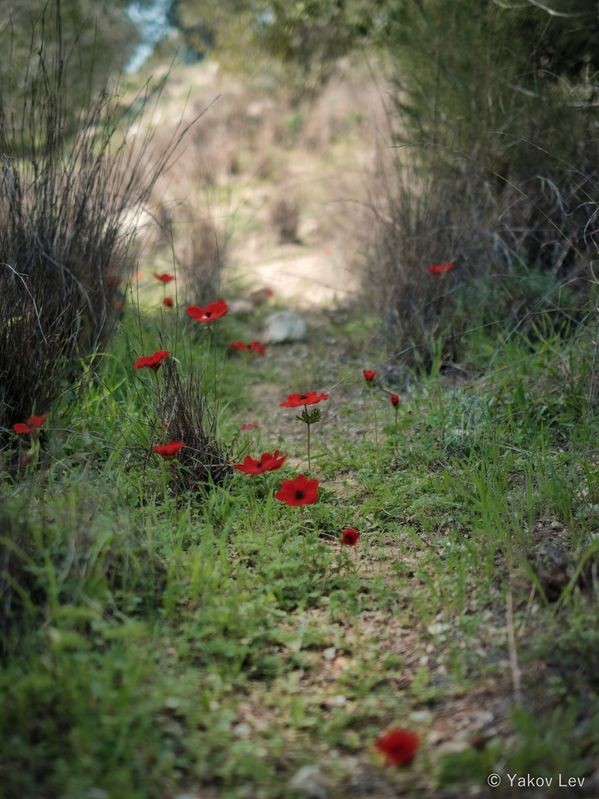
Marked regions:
[366,145,598,366]
[0,15,183,432]
[159,360,231,493]
[176,206,228,305]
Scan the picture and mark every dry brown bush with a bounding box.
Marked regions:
[0,42,183,432]
[364,140,598,368]
[158,360,231,493]
[175,205,228,305]
[270,194,300,244]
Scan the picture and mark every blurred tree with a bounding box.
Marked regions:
[380,0,599,142]
[168,1,599,96]
[1,0,140,118]
[168,0,376,92]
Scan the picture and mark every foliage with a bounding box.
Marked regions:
[1,0,138,119]
[361,0,599,365]
[169,0,374,92]
[0,297,597,796]
[0,15,184,433]
[170,0,599,96]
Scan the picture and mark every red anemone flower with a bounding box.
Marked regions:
[249,340,266,355]
[12,413,48,435]
[163,296,174,308]
[363,369,376,383]
[280,391,329,408]
[390,393,400,407]
[230,340,267,355]
[154,272,175,283]
[186,300,229,323]
[234,450,287,475]
[375,728,420,766]
[152,441,185,457]
[427,261,454,275]
[341,527,360,546]
[240,422,259,431]
[275,474,319,506]
[134,349,170,370]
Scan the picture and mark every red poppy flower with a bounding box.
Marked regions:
[152,441,185,457]
[375,728,420,766]
[363,370,376,383]
[275,474,319,506]
[280,391,329,408]
[390,393,400,407]
[154,272,175,283]
[134,349,170,370]
[163,296,174,308]
[234,450,287,475]
[427,261,454,275]
[12,413,48,435]
[186,300,229,323]
[341,527,360,546]
[230,341,249,351]
[240,422,259,431]
[249,340,266,355]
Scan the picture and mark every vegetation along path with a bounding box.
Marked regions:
[2,12,598,799]
[6,285,596,799]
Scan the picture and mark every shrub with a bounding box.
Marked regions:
[1,0,138,125]
[362,0,599,367]
[0,498,166,654]
[0,18,182,433]
[177,206,229,305]
[364,146,598,367]
[157,359,232,493]
[270,194,300,244]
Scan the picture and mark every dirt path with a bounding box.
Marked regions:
[140,58,381,310]
[231,320,520,799]
[143,59,527,798]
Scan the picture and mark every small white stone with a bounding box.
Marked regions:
[263,310,307,343]
[410,710,433,724]
[427,622,450,635]
[437,739,471,754]
[323,646,337,661]
[289,766,327,798]
[329,695,347,707]
[233,722,251,738]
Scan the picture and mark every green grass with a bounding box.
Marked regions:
[1,301,597,798]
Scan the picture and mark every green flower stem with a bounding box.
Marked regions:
[369,384,379,446]
[307,417,311,472]
[160,460,169,504]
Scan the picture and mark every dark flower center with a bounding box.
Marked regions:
[299,393,309,400]
[294,490,305,500]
